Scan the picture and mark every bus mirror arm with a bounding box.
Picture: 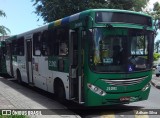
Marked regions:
[85,16,94,28]
[69,65,79,78]
[74,65,79,74]
[106,24,113,29]
[142,25,148,34]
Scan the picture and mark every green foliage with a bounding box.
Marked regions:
[153,2,160,19]
[154,40,160,53]
[32,0,149,22]
[0,111,28,118]
[146,2,160,36]
[0,110,29,118]
[0,115,28,118]
[153,53,160,61]
[0,10,10,36]
[0,10,6,17]
[0,116,28,118]
[107,0,149,11]
[0,25,10,36]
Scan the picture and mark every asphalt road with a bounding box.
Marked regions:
[64,77,160,118]
[128,84,160,109]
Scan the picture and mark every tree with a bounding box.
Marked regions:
[153,2,160,20]
[32,0,149,23]
[145,2,160,53]
[107,0,149,11]
[0,10,10,36]
[145,2,160,36]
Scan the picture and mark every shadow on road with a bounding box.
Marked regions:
[0,77,79,115]
[0,77,144,116]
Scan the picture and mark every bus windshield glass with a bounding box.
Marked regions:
[89,28,153,73]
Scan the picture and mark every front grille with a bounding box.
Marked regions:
[102,76,148,86]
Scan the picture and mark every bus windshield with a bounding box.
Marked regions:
[89,28,153,73]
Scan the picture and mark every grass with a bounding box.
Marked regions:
[0,115,28,118]
[0,112,29,118]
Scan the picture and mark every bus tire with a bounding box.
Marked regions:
[54,79,66,103]
[17,70,22,84]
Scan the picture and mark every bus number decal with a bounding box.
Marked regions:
[75,22,82,28]
[48,61,57,68]
[106,87,117,91]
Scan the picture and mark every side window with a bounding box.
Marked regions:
[17,37,24,56]
[48,29,56,56]
[12,39,17,55]
[6,43,11,60]
[54,29,60,56]
[47,28,69,56]
[33,32,41,56]
[41,30,49,56]
[0,42,6,59]
[48,28,69,56]
[57,28,69,56]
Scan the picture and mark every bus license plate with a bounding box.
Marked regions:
[120,97,130,102]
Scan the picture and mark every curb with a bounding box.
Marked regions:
[151,81,160,89]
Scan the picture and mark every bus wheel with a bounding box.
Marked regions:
[17,70,22,84]
[54,80,66,103]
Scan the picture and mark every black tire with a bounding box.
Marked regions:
[156,74,159,77]
[54,80,66,103]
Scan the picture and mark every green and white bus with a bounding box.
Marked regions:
[5,9,154,106]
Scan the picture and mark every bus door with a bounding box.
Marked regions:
[69,29,84,104]
[6,43,14,76]
[26,39,33,85]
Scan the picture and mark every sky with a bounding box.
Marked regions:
[0,0,160,40]
[147,0,159,9]
[0,0,44,36]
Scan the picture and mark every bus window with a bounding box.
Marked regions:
[17,37,24,56]
[6,43,11,60]
[41,30,49,56]
[12,40,18,55]
[47,29,58,56]
[131,35,148,55]
[89,28,152,72]
[33,32,41,56]
[12,37,25,56]
[59,42,68,56]
[57,28,69,56]
[48,29,59,56]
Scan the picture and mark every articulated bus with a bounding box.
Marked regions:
[5,9,154,106]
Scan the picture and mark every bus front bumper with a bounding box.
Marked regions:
[85,83,151,106]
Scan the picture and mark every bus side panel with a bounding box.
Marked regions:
[51,71,69,100]
[32,56,50,91]
[47,56,70,100]
[6,60,12,76]
[46,69,54,93]
[17,56,28,83]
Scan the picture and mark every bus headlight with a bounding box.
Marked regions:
[87,83,106,96]
[142,83,150,91]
